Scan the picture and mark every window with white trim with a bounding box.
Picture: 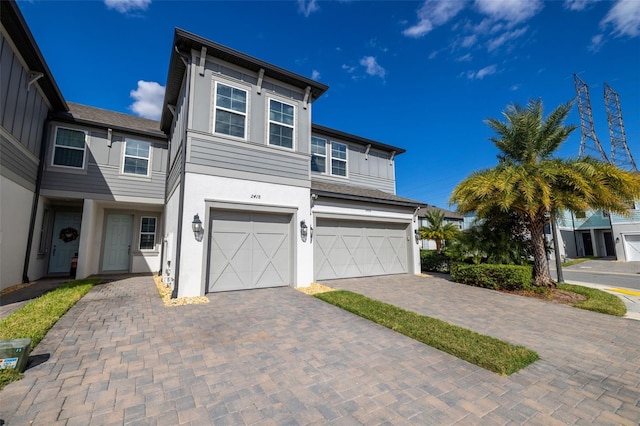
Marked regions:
[214,82,247,138]
[268,99,295,149]
[331,141,347,177]
[123,139,151,176]
[139,217,156,250]
[53,127,86,168]
[311,137,327,173]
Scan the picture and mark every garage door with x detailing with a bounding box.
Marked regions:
[208,210,292,292]
[314,218,409,280]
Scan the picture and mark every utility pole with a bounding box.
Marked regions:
[574,74,608,161]
[604,82,637,171]
[551,217,564,283]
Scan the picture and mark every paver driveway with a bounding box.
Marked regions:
[1,274,639,425]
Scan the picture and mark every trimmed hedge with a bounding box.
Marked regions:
[420,250,450,273]
[450,263,532,290]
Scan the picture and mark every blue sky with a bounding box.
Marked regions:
[18,0,640,209]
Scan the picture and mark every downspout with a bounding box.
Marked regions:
[171,51,191,299]
[22,117,51,283]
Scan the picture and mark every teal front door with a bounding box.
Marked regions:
[48,212,82,274]
[102,214,133,271]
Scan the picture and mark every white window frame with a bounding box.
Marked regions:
[122,139,152,177]
[268,98,296,150]
[139,216,157,251]
[330,141,348,177]
[311,136,327,174]
[213,81,248,140]
[51,126,87,169]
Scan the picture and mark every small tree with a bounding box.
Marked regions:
[419,210,461,253]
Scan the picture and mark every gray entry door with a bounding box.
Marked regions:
[314,219,409,280]
[102,214,133,271]
[49,212,82,274]
[208,210,291,292]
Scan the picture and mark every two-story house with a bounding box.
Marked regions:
[1,1,167,291]
[1,4,423,294]
[160,29,422,298]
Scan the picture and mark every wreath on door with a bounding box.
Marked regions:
[59,227,79,243]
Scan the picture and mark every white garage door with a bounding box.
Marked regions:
[208,210,291,292]
[623,234,640,261]
[314,218,409,280]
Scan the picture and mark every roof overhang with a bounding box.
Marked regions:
[312,124,406,154]
[1,1,67,112]
[161,28,329,132]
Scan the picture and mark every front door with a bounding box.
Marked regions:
[582,232,594,256]
[102,214,133,271]
[48,212,82,274]
[604,232,616,257]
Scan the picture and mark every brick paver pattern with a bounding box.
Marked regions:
[1,274,639,425]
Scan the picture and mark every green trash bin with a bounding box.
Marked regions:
[0,338,32,373]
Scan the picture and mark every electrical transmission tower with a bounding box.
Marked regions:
[574,74,608,161]
[604,82,637,171]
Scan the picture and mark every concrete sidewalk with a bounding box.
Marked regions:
[2,274,639,424]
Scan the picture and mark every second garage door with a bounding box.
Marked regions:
[314,218,409,280]
[208,210,291,292]
[623,234,640,261]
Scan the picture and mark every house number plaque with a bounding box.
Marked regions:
[251,194,261,199]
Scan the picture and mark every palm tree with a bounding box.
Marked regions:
[450,99,640,287]
[419,209,461,253]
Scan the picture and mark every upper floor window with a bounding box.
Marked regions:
[311,137,327,173]
[123,139,151,176]
[53,127,86,168]
[331,142,347,177]
[269,99,295,149]
[310,138,348,177]
[139,217,157,250]
[214,82,247,138]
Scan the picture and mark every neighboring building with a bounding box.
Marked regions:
[610,202,640,261]
[1,4,425,293]
[416,206,464,250]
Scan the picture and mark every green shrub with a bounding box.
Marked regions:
[420,250,450,273]
[450,263,532,290]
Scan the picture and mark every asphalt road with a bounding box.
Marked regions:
[551,269,640,290]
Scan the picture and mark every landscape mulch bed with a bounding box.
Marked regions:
[500,288,587,305]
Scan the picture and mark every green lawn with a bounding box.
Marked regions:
[315,290,539,376]
[0,278,100,390]
[558,283,627,316]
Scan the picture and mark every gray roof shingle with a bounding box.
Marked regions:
[52,102,166,139]
[311,181,424,208]
[417,206,463,220]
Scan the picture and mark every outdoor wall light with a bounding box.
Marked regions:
[414,229,421,244]
[192,214,203,242]
[616,237,620,244]
[300,220,308,242]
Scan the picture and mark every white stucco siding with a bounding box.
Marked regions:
[612,222,640,261]
[0,176,33,290]
[312,200,421,277]
[163,186,181,288]
[177,173,312,297]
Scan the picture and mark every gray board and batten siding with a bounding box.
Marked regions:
[1,133,39,191]
[0,31,50,161]
[41,124,166,202]
[188,54,313,154]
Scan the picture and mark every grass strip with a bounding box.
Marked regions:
[561,257,597,267]
[314,290,539,375]
[0,278,100,390]
[558,283,626,316]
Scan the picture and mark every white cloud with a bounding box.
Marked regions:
[298,0,319,17]
[341,64,356,73]
[129,80,165,120]
[563,0,599,11]
[588,33,605,51]
[104,0,151,13]
[467,64,498,79]
[487,26,528,51]
[428,50,439,59]
[359,56,386,78]
[311,70,321,80]
[510,84,521,91]
[601,0,640,37]
[403,0,466,38]
[461,34,478,48]
[456,53,473,62]
[474,0,543,26]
